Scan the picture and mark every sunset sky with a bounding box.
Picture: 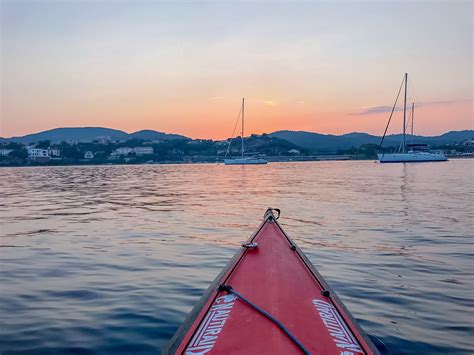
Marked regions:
[1,1,472,139]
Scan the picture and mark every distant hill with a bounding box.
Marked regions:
[269,130,473,153]
[129,130,188,141]
[1,127,127,144]
[1,127,189,144]
[2,126,472,152]
[267,130,394,152]
[341,132,397,146]
[387,130,474,146]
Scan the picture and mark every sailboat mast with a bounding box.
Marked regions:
[241,98,245,157]
[411,102,414,146]
[402,73,407,153]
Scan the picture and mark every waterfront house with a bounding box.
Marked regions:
[27,146,61,159]
[84,151,94,159]
[27,147,50,158]
[111,146,153,157]
[116,147,133,155]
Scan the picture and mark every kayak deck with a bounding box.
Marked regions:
[165,209,378,354]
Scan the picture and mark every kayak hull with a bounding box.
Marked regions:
[164,209,379,354]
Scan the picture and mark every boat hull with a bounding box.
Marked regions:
[164,209,379,354]
[224,157,268,165]
[378,152,447,163]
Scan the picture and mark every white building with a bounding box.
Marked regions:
[48,148,60,157]
[84,151,94,159]
[27,146,61,159]
[113,147,153,156]
[116,147,133,155]
[0,149,13,156]
[27,147,50,158]
[133,147,153,155]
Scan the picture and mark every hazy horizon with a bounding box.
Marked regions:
[1,1,472,139]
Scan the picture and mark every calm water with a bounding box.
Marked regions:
[1,161,473,354]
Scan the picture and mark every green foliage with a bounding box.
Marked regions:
[0,134,467,166]
[9,148,28,159]
[3,142,24,150]
[36,140,51,149]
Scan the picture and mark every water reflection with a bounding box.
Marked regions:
[0,161,473,354]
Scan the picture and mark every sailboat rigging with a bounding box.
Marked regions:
[224,98,268,165]
[377,73,447,163]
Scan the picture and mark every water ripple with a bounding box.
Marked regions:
[0,161,473,354]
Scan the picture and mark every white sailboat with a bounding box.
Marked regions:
[224,98,268,165]
[377,73,447,163]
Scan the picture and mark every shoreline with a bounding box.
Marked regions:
[1,155,472,168]
[0,156,360,168]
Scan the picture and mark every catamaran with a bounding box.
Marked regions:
[377,73,447,163]
[224,98,268,165]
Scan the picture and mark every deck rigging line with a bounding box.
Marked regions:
[225,104,243,158]
[218,284,311,355]
[378,75,406,151]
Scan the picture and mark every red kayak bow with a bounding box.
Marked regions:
[164,208,379,354]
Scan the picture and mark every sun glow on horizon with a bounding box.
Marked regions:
[1,1,472,139]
